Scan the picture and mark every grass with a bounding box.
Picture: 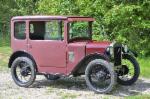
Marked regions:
[0,46,11,71]
[125,94,150,99]
[0,37,10,47]
[59,91,78,99]
[47,87,78,99]
[138,58,150,78]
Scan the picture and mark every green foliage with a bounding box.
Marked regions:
[0,0,150,56]
[102,1,150,56]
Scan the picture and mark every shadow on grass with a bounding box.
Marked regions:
[31,76,150,97]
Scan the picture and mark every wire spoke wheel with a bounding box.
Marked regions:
[15,61,32,83]
[11,57,36,87]
[85,59,115,93]
[118,59,134,81]
[117,54,140,85]
[89,65,111,90]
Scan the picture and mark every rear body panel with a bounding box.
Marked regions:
[11,20,28,53]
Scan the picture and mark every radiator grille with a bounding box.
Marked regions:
[114,45,122,66]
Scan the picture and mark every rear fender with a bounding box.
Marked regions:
[8,51,38,71]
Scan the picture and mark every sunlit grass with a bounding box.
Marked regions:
[0,46,11,71]
[125,94,150,99]
[138,58,150,78]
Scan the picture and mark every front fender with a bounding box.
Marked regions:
[123,49,138,58]
[128,49,138,57]
[71,53,110,75]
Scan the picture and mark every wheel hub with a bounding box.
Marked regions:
[118,65,129,76]
[20,67,30,77]
[96,71,106,80]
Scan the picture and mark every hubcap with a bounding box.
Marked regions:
[89,65,112,90]
[118,58,135,81]
[118,65,129,76]
[15,61,32,83]
[20,67,30,77]
[96,71,107,81]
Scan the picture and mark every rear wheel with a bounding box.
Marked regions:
[11,57,36,87]
[85,59,115,93]
[117,54,140,85]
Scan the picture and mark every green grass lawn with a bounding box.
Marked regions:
[138,58,150,78]
[0,46,11,71]
[125,94,150,99]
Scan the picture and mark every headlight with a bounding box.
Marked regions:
[109,41,116,55]
[106,46,114,59]
[123,44,128,53]
[106,42,115,57]
[106,41,117,58]
[109,47,114,55]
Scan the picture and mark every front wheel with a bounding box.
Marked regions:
[117,54,140,85]
[11,57,36,87]
[85,59,115,93]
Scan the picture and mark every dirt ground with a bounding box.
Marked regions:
[0,70,150,99]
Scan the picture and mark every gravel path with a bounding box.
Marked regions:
[0,70,150,99]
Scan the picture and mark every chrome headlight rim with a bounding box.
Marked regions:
[123,44,128,53]
[106,46,114,56]
[106,42,115,57]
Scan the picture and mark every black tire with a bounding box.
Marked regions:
[85,59,115,93]
[117,54,140,85]
[44,74,60,80]
[11,57,36,87]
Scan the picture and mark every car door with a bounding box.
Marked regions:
[28,20,66,67]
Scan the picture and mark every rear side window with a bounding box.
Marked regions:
[14,22,26,39]
[29,21,63,40]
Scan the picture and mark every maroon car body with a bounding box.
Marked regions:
[9,16,111,75]
[9,16,140,93]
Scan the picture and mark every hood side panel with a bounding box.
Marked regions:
[86,41,111,55]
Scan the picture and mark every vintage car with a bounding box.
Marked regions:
[9,16,140,93]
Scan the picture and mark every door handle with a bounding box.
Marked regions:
[27,44,32,48]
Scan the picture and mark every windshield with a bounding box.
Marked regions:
[68,21,92,41]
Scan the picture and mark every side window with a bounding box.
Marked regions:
[29,21,45,40]
[29,21,63,40]
[14,22,26,39]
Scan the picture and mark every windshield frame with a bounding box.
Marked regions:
[67,21,93,42]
